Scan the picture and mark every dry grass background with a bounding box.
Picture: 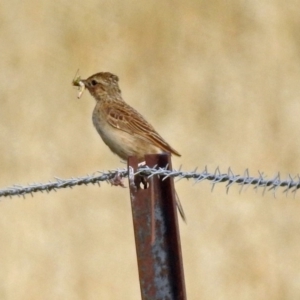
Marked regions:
[1,0,300,299]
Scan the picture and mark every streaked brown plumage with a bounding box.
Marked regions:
[78,72,180,162]
[73,72,185,221]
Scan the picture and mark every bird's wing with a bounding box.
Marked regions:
[104,101,181,156]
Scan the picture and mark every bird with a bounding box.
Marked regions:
[73,72,185,221]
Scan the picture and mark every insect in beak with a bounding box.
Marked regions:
[72,70,86,99]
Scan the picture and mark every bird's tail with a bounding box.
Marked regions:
[175,190,187,223]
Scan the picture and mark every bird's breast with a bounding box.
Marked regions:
[92,105,161,161]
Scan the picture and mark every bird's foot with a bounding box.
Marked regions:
[109,171,126,188]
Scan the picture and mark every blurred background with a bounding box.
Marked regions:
[1,0,300,299]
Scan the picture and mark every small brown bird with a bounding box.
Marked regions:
[73,72,185,221]
[74,72,180,162]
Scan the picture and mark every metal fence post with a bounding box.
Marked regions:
[128,154,186,300]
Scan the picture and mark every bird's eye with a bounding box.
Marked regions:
[91,80,97,86]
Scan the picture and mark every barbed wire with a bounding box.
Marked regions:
[0,166,299,198]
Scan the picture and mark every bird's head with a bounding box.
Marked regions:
[73,72,121,100]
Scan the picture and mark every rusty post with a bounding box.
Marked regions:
[128,154,186,300]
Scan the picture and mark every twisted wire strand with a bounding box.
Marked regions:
[0,166,299,198]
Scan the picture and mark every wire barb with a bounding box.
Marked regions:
[0,166,300,198]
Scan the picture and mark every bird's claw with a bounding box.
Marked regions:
[109,171,126,188]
